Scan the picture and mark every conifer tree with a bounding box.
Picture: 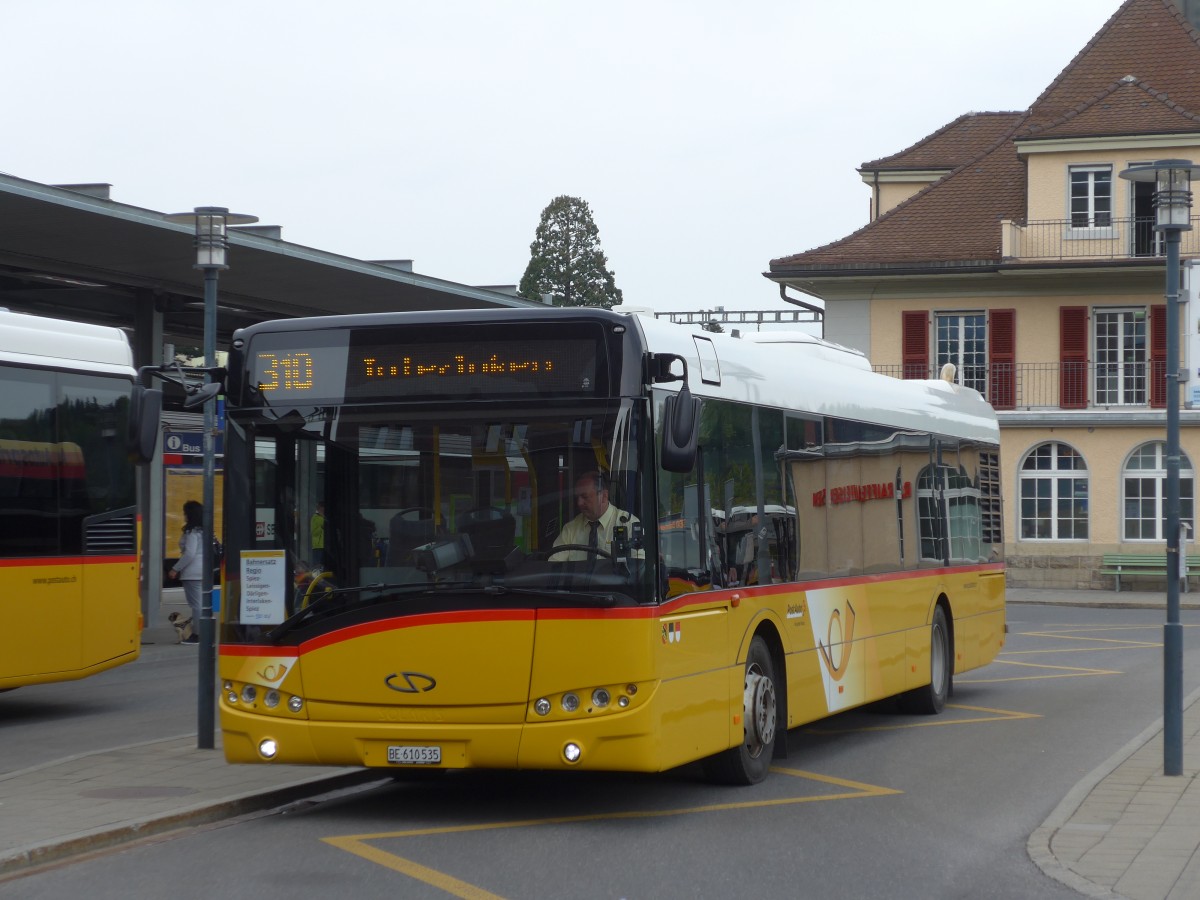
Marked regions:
[518,195,623,308]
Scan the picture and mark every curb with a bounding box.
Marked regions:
[1026,683,1200,900]
[1007,599,1200,611]
[0,769,381,878]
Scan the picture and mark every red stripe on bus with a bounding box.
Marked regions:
[0,555,136,567]
[221,609,538,658]
[219,562,1004,657]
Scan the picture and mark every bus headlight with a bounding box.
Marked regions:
[591,688,610,708]
[241,685,258,704]
[288,695,304,713]
[563,742,582,764]
[264,689,280,709]
[259,738,278,760]
[534,698,551,716]
[561,692,580,713]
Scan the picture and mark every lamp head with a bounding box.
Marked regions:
[165,206,259,269]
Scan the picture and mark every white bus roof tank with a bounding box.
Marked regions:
[0,309,134,373]
[733,330,870,371]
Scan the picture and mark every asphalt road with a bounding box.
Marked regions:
[4,605,1199,899]
[1,644,199,772]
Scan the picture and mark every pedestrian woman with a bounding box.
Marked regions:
[167,500,204,644]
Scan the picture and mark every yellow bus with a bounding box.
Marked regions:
[0,311,147,690]
[217,308,1005,784]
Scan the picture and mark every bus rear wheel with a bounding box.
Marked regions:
[900,605,950,714]
[702,635,777,785]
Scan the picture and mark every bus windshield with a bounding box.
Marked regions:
[222,398,656,642]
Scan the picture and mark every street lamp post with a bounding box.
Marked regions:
[1120,160,1200,776]
[164,206,257,749]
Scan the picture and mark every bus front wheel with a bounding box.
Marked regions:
[900,604,950,715]
[702,635,777,785]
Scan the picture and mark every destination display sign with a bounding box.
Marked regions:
[247,326,601,405]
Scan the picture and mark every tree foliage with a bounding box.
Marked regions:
[518,195,623,308]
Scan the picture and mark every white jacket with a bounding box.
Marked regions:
[175,528,205,581]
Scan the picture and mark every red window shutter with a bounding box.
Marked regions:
[902,311,929,379]
[1150,304,1167,408]
[1060,306,1088,409]
[988,309,1015,410]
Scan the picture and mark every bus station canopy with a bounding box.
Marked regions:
[0,172,534,355]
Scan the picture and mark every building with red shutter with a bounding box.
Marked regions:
[768,0,1200,589]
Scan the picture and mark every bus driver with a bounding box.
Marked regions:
[552,470,642,561]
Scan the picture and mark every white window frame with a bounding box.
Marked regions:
[1093,307,1148,407]
[935,311,987,395]
[1121,441,1194,542]
[1067,164,1115,238]
[1018,442,1089,541]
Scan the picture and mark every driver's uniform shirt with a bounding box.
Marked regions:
[553,504,643,561]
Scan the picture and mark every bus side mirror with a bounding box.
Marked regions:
[183,381,222,409]
[127,384,162,464]
[661,383,700,473]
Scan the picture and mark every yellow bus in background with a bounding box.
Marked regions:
[0,311,145,690]
[217,308,1004,784]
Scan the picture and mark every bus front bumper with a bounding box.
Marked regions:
[219,702,665,773]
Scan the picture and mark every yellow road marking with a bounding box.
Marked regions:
[1015,631,1159,648]
[1020,625,1164,633]
[322,767,900,896]
[1001,645,1154,655]
[804,703,1038,734]
[321,616,1156,893]
[962,658,1121,683]
[320,837,506,900]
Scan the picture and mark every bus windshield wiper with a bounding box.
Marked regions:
[266,581,473,643]
[478,585,618,607]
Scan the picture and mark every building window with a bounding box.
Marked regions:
[936,313,987,394]
[1069,165,1112,229]
[1122,442,1194,541]
[1095,308,1147,406]
[1019,442,1088,540]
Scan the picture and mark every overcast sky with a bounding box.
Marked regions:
[6,1,1119,314]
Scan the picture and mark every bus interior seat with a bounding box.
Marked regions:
[386,510,436,565]
[458,507,515,559]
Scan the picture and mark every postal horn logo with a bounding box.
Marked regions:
[817,600,856,680]
[256,663,288,682]
[384,671,437,693]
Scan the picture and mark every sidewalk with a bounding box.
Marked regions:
[1,587,1198,898]
[1014,587,1200,900]
[0,734,379,875]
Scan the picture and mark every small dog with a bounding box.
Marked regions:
[168,611,194,642]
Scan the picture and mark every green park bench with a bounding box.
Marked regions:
[1099,552,1200,593]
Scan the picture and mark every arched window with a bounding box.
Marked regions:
[1019,442,1088,540]
[1122,442,1194,541]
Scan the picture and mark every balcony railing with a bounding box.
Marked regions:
[1001,216,1200,261]
[874,361,1168,411]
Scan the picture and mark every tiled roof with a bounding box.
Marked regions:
[1022,77,1200,140]
[770,119,1028,269]
[860,111,1025,171]
[770,0,1200,274]
[1023,0,1200,132]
